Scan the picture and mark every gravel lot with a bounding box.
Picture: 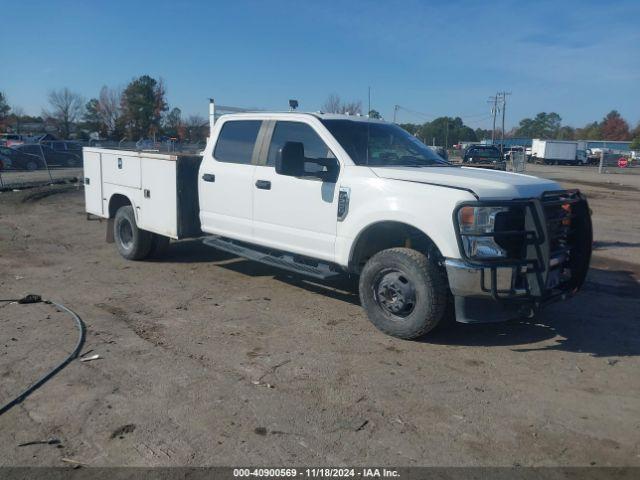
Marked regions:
[0,165,638,466]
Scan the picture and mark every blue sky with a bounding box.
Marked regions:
[1,0,639,129]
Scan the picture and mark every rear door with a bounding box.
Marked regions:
[251,120,339,262]
[83,150,103,215]
[198,119,263,242]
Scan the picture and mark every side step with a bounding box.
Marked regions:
[203,236,340,280]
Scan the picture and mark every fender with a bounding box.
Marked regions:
[335,176,476,267]
[104,187,142,242]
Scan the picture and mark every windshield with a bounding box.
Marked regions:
[320,119,450,167]
[468,147,500,159]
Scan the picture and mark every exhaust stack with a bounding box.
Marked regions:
[209,98,216,137]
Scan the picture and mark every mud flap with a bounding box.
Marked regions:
[106,218,115,243]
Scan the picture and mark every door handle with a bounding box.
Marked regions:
[255,180,271,190]
[202,173,216,182]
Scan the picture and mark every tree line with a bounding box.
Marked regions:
[1,84,639,150]
[0,75,208,143]
[511,111,639,144]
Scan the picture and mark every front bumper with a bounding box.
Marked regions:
[444,259,537,323]
[444,190,592,323]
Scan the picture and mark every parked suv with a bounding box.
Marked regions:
[462,145,506,170]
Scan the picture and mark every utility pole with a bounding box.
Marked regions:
[499,91,511,157]
[445,118,449,149]
[488,94,499,144]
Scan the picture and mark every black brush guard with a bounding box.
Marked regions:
[452,190,592,306]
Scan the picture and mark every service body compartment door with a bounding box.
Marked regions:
[102,153,141,189]
[83,150,103,216]
[137,157,178,238]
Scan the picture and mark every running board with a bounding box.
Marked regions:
[203,237,340,280]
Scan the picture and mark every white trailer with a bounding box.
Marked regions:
[531,139,579,165]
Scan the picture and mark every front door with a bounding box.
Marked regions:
[252,120,339,262]
[198,119,263,242]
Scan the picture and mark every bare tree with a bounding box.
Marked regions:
[322,93,362,114]
[184,115,208,143]
[323,93,342,113]
[341,100,362,115]
[43,88,84,138]
[98,86,122,137]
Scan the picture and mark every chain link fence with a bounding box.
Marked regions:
[0,139,208,190]
[597,151,639,174]
[508,151,526,173]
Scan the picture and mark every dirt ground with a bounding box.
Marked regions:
[0,165,639,467]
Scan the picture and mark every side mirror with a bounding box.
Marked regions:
[276,142,305,176]
[276,141,339,182]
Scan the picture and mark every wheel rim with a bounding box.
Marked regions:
[373,269,417,318]
[118,218,134,250]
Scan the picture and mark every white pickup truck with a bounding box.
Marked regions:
[83,108,592,339]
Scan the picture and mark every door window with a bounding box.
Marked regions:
[214,120,262,164]
[266,121,334,173]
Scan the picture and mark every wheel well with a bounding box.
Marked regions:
[349,221,442,273]
[108,194,131,218]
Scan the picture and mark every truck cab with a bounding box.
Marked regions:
[84,111,592,339]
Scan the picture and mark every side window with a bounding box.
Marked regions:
[214,120,262,164]
[266,121,334,171]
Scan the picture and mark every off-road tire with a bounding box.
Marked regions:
[359,247,448,339]
[114,205,153,260]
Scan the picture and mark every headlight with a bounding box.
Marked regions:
[458,206,524,259]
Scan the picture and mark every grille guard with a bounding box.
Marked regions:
[452,190,592,303]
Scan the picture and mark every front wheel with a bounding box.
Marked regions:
[114,205,153,260]
[359,248,448,339]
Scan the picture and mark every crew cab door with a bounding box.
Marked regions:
[252,120,339,262]
[198,119,263,242]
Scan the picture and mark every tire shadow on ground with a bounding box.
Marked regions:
[153,239,640,357]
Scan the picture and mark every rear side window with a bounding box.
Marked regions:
[214,120,262,164]
[266,121,333,167]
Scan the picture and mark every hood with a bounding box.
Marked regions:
[370,166,560,200]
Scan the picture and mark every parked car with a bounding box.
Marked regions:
[41,140,83,154]
[462,145,506,170]
[14,144,82,167]
[83,108,592,339]
[0,146,44,170]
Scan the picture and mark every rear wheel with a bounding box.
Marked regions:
[114,205,153,260]
[359,248,448,339]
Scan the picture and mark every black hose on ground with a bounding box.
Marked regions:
[0,295,86,416]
